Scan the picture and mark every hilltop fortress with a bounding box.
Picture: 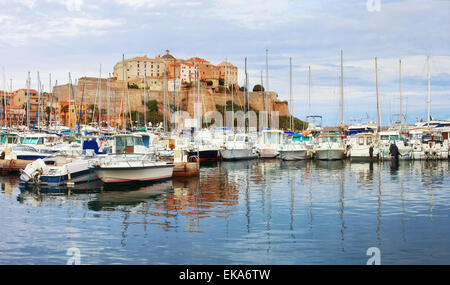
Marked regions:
[52,50,290,127]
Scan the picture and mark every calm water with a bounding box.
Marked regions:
[1,159,450,265]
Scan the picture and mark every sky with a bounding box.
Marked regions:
[0,0,449,126]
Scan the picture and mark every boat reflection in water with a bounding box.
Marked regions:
[88,181,173,211]
[2,159,450,264]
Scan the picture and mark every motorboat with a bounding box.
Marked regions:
[314,132,345,160]
[279,133,308,160]
[378,130,412,160]
[19,137,105,186]
[94,134,174,184]
[348,132,379,161]
[220,133,258,160]
[256,129,283,158]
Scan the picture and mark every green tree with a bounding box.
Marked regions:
[128,83,139,89]
[253,84,264,92]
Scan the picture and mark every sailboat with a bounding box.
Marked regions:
[220,57,258,161]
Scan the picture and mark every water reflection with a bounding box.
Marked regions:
[1,159,450,264]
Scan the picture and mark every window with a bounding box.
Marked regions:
[358,137,364,145]
[367,137,373,145]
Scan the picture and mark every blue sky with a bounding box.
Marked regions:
[0,0,449,126]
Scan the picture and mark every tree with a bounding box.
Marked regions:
[128,83,139,89]
[253,84,264,92]
[239,86,247,92]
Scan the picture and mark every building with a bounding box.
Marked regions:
[217,61,238,87]
[113,51,238,90]
[185,57,221,87]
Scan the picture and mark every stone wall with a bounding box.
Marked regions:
[53,77,290,120]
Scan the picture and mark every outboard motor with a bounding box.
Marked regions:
[19,159,47,184]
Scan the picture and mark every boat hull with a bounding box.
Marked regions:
[95,164,174,184]
[316,149,345,160]
[221,149,258,161]
[258,148,279,158]
[280,150,307,161]
[187,150,219,162]
[39,169,98,186]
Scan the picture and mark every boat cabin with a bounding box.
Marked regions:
[354,133,375,146]
[113,134,147,154]
[0,133,19,146]
[317,132,342,143]
[260,129,284,145]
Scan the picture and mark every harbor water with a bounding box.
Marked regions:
[1,159,449,264]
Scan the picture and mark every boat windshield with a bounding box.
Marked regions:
[381,135,400,141]
[320,136,338,143]
[116,136,135,154]
[135,136,144,146]
[23,137,43,144]
[236,136,244,142]
[264,133,281,144]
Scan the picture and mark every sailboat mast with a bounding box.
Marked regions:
[26,72,30,128]
[265,49,270,126]
[340,50,344,125]
[143,69,146,129]
[244,57,248,133]
[122,54,126,130]
[399,59,402,127]
[308,66,311,120]
[98,64,102,129]
[289,57,293,131]
[375,56,381,132]
[427,55,431,126]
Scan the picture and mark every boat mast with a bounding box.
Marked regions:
[289,57,293,131]
[265,49,270,127]
[98,64,102,130]
[143,69,147,130]
[48,74,52,127]
[375,56,381,132]
[244,57,248,133]
[2,68,6,128]
[427,55,431,126]
[37,72,41,131]
[399,59,402,129]
[26,72,30,128]
[163,64,167,132]
[122,54,127,131]
[308,65,311,120]
[340,50,344,125]
[172,58,176,131]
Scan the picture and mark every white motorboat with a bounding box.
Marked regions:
[378,131,412,160]
[348,133,379,161]
[315,132,345,160]
[256,129,283,158]
[19,137,105,186]
[220,133,258,161]
[94,134,174,184]
[19,155,99,186]
[279,133,308,161]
